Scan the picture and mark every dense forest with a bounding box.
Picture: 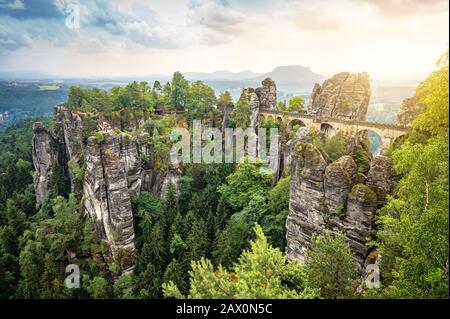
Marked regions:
[0,53,448,299]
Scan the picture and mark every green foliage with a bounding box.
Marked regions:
[374,52,449,299]
[230,90,250,128]
[86,276,111,299]
[288,96,306,113]
[217,91,233,106]
[113,273,136,299]
[94,131,104,144]
[350,184,377,202]
[163,225,318,299]
[68,159,85,183]
[261,176,291,249]
[218,158,272,211]
[352,144,371,173]
[311,130,347,161]
[305,232,358,299]
[277,100,287,111]
[170,72,190,110]
[186,80,217,125]
[47,163,70,199]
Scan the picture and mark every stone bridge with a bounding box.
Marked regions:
[259,108,408,152]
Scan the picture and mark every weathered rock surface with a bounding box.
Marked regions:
[285,135,393,266]
[257,77,277,109]
[285,142,328,262]
[324,156,357,215]
[308,72,371,121]
[54,105,84,193]
[32,106,182,272]
[247,88,261,133]
[119,134,142,196]
[218,102,234,132]
[396,96,426,126]
[366,155,393,206]
[32,122,64,205]
[83,132,136,271]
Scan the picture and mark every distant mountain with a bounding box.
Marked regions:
[0,72,57,81]
[259,65,323,92]
[183,65,323,95]
[184,70,261,81]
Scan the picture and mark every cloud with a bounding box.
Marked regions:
[187,0,248,44]
[0,0,62,19]
[0,0,25,9]
[368,0,449,17]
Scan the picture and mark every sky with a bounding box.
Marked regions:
[0,0,448,82]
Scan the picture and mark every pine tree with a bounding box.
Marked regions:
[230,89,250,128]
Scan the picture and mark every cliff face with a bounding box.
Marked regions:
[83,132,136,271]
[285,132,393,266]
[32,122,65,205]
[257,77,277,109]
[308,72,371,121]
[245,77,277,133]
[32,106,180,272]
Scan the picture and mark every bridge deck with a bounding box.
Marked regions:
[259,108,408,131]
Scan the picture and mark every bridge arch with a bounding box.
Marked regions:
[288,118,306,132]
[356,129,383,155]
[320,123,336,137]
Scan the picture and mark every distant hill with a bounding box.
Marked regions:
[184,70,260,81]
[259,65,323,93]
[182,65,323,98]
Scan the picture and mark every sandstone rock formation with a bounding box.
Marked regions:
[54,106,84,193]
[218,101,234,132]
[308,72,371,121]
[257,77,277,109]
[247,88,261,134]
[83,131,136,271]
[396,96,426,126]
[32,106,181,272]
[244,77,277,133]
[285,136,393,266]
[32,122,64,205]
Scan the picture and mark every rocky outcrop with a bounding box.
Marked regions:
[286,142,328,262]
[119,134,142,196]
[54,106,84,193]
[32,122,64,205]
[32,106,182,272]
[366,155,393,206]
[257,77,277,109]
[83,131,136,271]
[218,102,234,132]
[246,88,261,134]
[286,136,393,266]
[308,72,371,121]
[396,96,425,126]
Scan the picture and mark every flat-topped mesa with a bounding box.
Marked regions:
[308,72,371,121]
